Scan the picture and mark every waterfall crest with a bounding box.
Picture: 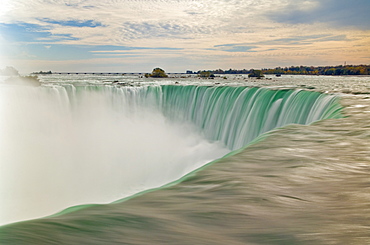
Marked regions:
[0,84,341,225]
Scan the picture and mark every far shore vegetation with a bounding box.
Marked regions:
[32,71,52,74]
[248,69,264,78]
[198,71,215,78]
[189,64,370,76]
[145,68,168,78]
[1,64,369,77]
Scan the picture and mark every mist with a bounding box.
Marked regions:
[0,83,229,225]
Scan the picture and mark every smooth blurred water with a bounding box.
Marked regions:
[0,83,229,225]
[0,74,369,244]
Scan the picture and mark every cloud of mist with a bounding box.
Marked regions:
[0,84,229,225]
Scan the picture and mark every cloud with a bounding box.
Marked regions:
[0,0,261,42]
[214,44,258,52]
[90,46,183,53]
[115,21,215,42]
[38,18,104,28]
[255,34,350,46]
[0,22,78,43]
[211,34,350,53]
[1,0,369,72]
[269,0,370,30]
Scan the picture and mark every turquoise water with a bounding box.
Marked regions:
[159,85,341,150]
[1,75,369,244]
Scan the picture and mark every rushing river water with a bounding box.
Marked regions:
[0,74,369,244]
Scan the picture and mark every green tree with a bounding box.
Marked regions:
[148,68,168,78]
[248,69,264,78]
[198,71,215,78]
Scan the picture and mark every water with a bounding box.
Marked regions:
[0,74,369,244]
[0,83,229,225]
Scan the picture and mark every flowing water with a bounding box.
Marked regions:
[0,74,369,244]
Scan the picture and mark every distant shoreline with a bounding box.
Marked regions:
[189,65,370,76]
[31,64,369,76]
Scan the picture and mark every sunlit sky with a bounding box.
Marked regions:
[0,0,369,73]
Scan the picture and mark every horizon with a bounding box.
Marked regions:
[1,63,369,76]
[1,0,369,73]
[18,63,370,75]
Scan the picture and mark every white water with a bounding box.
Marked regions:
[0,74,344,226]
[0,84,228,225]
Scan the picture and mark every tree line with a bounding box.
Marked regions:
[188,65,370,76]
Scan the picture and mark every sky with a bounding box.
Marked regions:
[0,0,369,73]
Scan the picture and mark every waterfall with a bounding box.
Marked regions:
[0,84,342,225]
[158,85,342,150]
